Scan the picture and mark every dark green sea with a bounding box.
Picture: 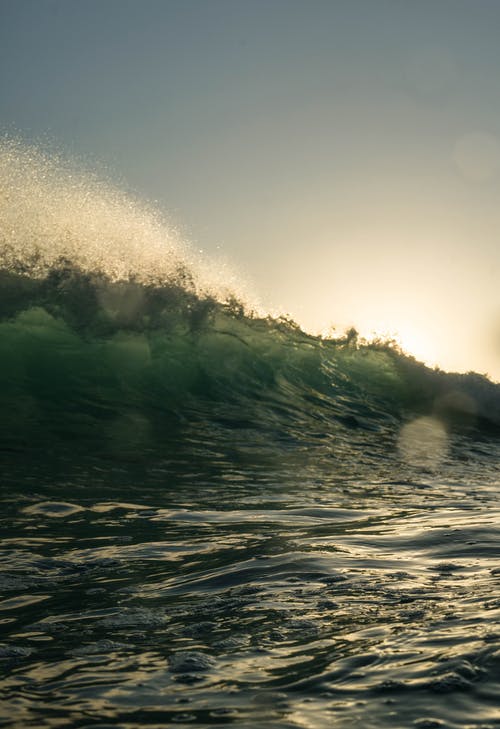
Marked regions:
[1,140,500,729]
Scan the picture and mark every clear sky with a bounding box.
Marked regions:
[2,0,500,379]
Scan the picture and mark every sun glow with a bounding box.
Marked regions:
[362,325,439,368]
[392,327,439,367]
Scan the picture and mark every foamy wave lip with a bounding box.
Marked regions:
[0,137,259,310]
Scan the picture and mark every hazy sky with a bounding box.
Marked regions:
[2,0,500,378]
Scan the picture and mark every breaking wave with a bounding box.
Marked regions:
[1,138,499,464]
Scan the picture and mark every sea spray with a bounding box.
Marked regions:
[0,137,252,301]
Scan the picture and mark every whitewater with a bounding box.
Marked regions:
[1,139,500,729]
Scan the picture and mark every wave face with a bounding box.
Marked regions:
[2,264,500,460]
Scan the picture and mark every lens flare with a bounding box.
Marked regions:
[398,416,448,468]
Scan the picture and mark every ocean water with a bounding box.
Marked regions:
[1,141,500,729]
